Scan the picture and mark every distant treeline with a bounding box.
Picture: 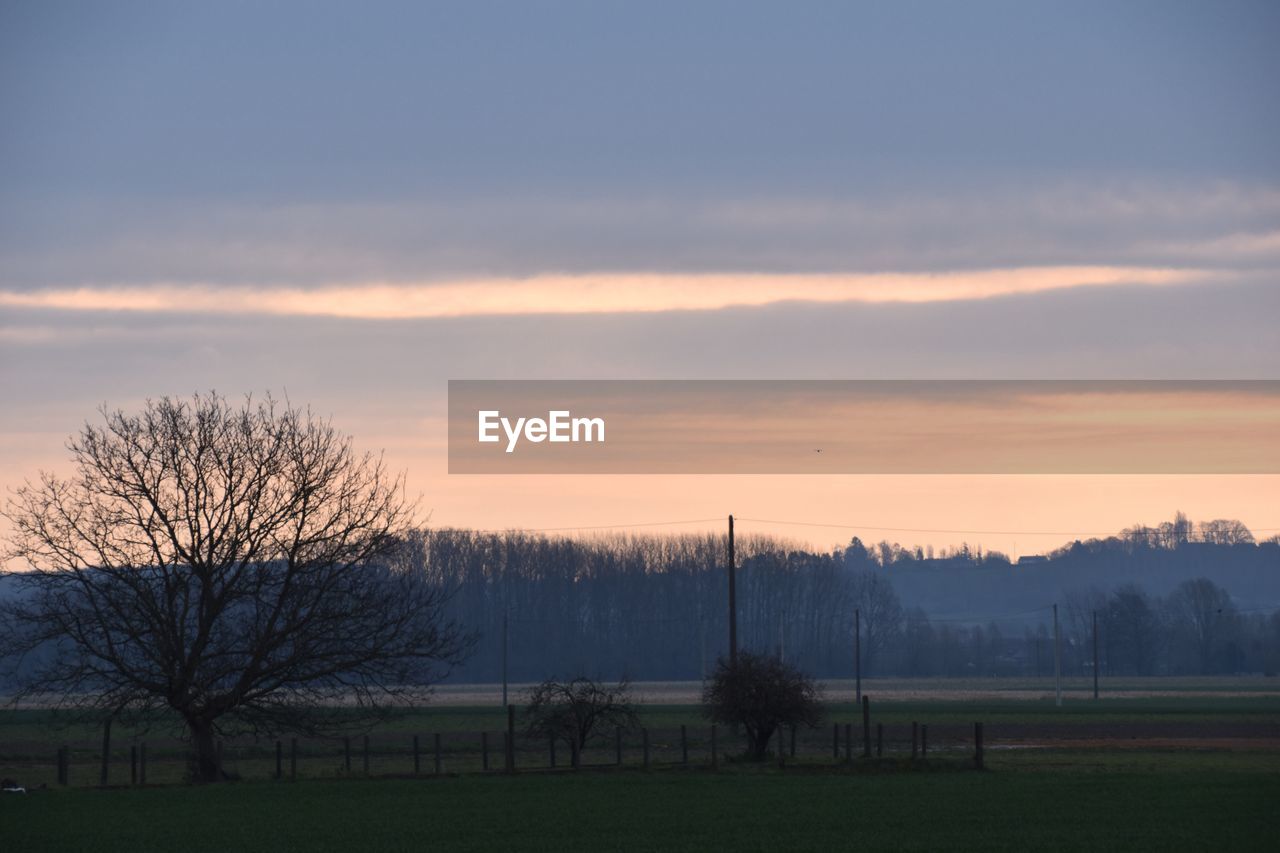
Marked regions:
[413,515,1280,682]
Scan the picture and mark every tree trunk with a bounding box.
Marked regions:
[749,725,774,761]
[188,719,221,783]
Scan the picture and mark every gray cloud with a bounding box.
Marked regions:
[2,183,1279,289]
[3,2,1277,291]
[5,2,1278,201]
[3,2,1279,288]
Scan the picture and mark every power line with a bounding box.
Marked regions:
[457,518,724,534]
[437,515,1280,539]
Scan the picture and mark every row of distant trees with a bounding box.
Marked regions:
[904,578,1277,678]
[414,525,1280,683]
[841,511,1269,570]
[409,528,912,681]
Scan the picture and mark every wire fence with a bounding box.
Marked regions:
[2,709,991,788]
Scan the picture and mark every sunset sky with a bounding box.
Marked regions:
[2,1,1278,556]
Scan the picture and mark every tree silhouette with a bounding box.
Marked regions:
[1,392,471,781]
[523,676,639,752]
[1166,578,1238,674]
[702,651,823,760]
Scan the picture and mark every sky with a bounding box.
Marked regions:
[2,1,1278,556]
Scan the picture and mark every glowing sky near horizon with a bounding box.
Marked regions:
[2,1,1278,557]
[0,267,1214,318]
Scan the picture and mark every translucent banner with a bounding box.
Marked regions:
[447,380,1280,474]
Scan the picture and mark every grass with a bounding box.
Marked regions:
[6,693,1273,739]
[819,694,1280,725]
[3,684,1277,850]
[4,675,1277,738]
[2,760,1277,852]
[4,687,1278,787]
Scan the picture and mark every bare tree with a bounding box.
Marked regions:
[1,393,471,781]
[903,608,936,677]
[702,651,823,760]
[1166,578,1239,674]
[523,676,639,752]
[1063,586,1108,674]
[1102,584,1160,676]
[850,570,903,675]
[1196,519,1255,546]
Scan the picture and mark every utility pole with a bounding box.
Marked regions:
[854,608,862,705]
[728,514,737,667]
[1052,603,1062,708]
[501,606,509,708]
[1092,609,1100,700]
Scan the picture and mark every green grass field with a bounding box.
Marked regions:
[2,682,1277,850]
[2,760,1277,852]
[3,682,1279,785]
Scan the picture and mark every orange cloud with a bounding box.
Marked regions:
[0,266,1211,318]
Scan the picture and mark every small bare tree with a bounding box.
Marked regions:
[1,392,472,781]
[702,651,823,760]
[523,676,639,752]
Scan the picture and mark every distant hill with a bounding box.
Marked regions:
[877,541,1280,626]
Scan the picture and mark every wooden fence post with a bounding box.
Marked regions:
[434,733,442,775]
[681,724,688,765]
[974,722,984,770]
[921,724,928,759]
[844,723,852,762]
[710,725,718,770]
[876,723,883,757]
[275,740,282,780]
[911,722,918,760]
[642,729,650,770]
[832,722,839,759]
[505,704,516,773]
